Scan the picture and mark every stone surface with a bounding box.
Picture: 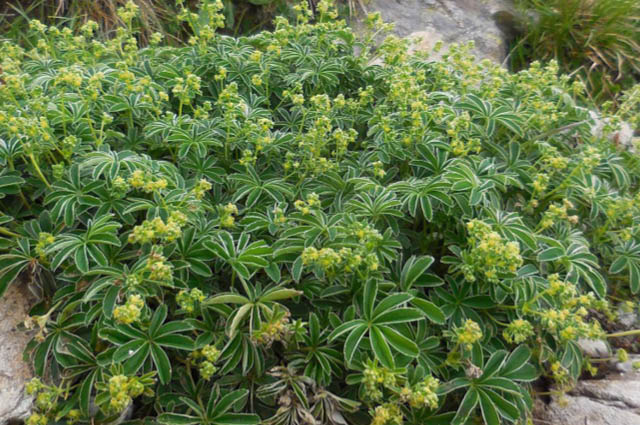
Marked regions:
[617,306,639,330]
[539,395,640,425]
[615,355,640,374]
[351,0,517,63]
[577,338,610,358]
[590,110,638,154]
[0,284,36,424]
[535,369,640,425]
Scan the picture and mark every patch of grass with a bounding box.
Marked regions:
[510,0,640,104]
[0,0,293,46]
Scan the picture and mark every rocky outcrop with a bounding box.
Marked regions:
[351,0,518,63]
[535,367,640,425]
[0,284,36,424]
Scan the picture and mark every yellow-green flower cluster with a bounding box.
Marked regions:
[146,250,173,282]
[106,374,143,414]
[362,362,398,401]
[36,232,55,260]
[129,211,187,244]
[113,294,144,325]
[116,1,140,27]
[521,274,607,344]
[400,376,439,409]
[128,170,168,193]
[294,193,320,215]
[193,178,212,200]
[195,344,221,381]
[550,361,569,387]
[454,319,483,350]
[349,222,384,251]
[332,127,357,158]
[464,219,522,283]
[503,319,535,344]
[176,288,205,313]
[251,307,292,347]
[580,146,602,172]
[172,72,202,106]
[370,403,403,425]
[24,378,69,425]
[302,246,379,275]
[272,206,287,226]
[540,200,578,229]
[372,161,386,178]
[218,203,239,228]
[617,348,629,363]
[26,414,48,425]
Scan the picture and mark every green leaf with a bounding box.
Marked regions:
[79,370,97,416]
[363,279,378,320]
[400,256,434,290]
[150,344,172,385]
[537,247,565,262]
[373,308,423,325]
[150,304,169,336]
[155,334,194,350]
[157,413,200,425]
[228,304,252,338]
[411,298,445,324]
[380,326,419,357]
[370,326,395,368]
[452,388,479,425]
[260,288,302,302]
[207,294,250,305]
[478,389,500,425]
[215,413,261,425]
[344,324,368,365]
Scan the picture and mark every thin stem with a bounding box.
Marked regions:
[28,153,51,189]
[0,227,20,238]
[607,329,640,338]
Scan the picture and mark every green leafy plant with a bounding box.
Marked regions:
[2,1,640,425]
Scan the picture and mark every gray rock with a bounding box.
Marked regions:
[0,285,37,424]
[617,306,639,330]
[576,379,640,409]
[351,0,518,63]
[589,110,638,153]
[535,366,640,425]
[577,338,610,358]
[615,355,640,374]
[538,395,640,425]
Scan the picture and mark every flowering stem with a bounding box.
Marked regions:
[606,329,640,338]
[28,153,52,189]
[0,227,20,238]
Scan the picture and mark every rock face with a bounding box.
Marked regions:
[577,338,610,358]
[352,0,518,63]
[0,284,36,424]
[535,372,640,425]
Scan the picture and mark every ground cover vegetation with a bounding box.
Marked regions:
[1,1,640,424]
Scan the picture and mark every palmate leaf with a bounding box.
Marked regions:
[229,165,294,208]
[0,238,34,297]
[45,163,104,226]
[205,232,273,280]
[455,94,524,137]
[610,240,640,293]
[99,305,194,385]
[441,346,537,425]
[329,280,424,367]
[158,388,259,425]
[47,213,121,274]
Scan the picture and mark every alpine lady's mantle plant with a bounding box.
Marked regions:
[1,1,640,424]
